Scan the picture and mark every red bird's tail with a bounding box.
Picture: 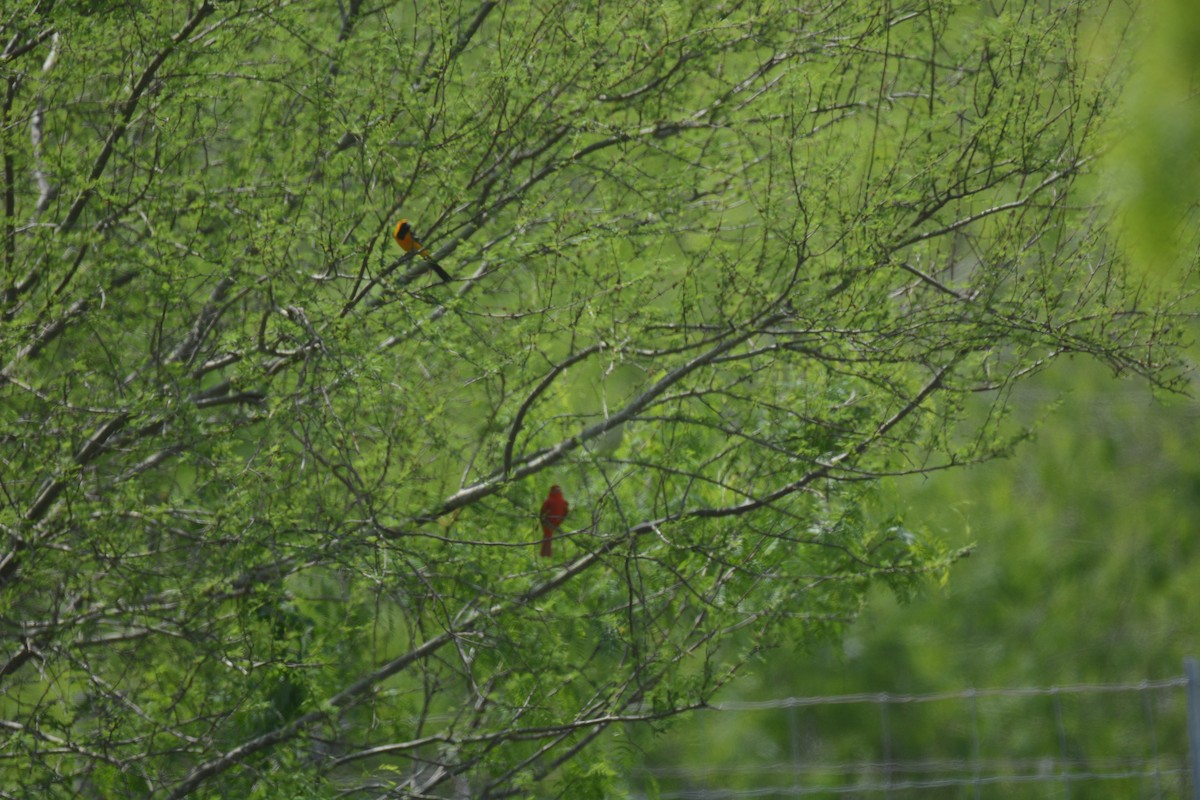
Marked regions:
[540,527,553,557]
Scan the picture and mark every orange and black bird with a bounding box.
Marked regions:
[393,219,453,283]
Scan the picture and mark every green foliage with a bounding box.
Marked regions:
[659,360,1200,796]
[853,361,1200,686]
[1115,0,1200,275]
[0,0,1188,796]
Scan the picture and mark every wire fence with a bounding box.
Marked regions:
[628,667,1200,799]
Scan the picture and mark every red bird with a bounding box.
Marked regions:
[539,485,568,558]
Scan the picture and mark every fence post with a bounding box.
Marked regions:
[1186,658,1200,800]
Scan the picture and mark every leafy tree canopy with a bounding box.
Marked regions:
[0,0,1189,796]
